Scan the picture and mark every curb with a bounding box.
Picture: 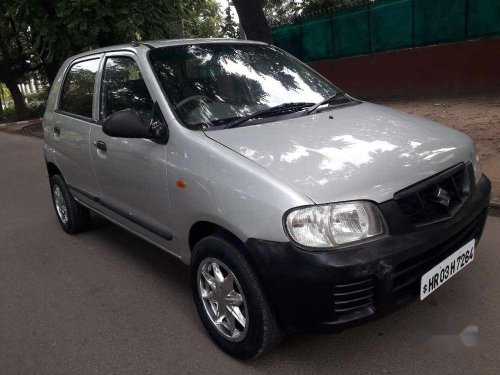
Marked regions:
[490,201,500,217]
[0,119,42,133]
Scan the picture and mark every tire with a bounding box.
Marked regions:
[49,174,90,234]
[190,234,283,360]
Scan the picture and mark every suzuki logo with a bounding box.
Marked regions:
[430,187,451,207]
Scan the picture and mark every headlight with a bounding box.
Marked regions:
[284,201,387,249]
[471,144,482,184]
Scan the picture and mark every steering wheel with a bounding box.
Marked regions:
[176,95,213,110]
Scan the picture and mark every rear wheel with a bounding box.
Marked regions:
[190,234,283,359]
[50,174,90,234]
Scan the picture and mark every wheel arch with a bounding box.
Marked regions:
[189,221,244,253]
[46,161,62,177]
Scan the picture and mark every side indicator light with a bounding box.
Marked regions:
[176,179,186,189]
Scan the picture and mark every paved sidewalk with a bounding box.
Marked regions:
[0,118,43,138]
[0,118,42,132]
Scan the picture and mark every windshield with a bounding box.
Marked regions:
[148,43,341,129]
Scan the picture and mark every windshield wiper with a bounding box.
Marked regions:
[303,92,345,116]
[224,102,314,129]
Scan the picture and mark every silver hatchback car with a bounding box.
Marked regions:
[43,39,490,359]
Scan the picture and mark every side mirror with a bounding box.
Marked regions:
[102,105,169,143]
[102,110,151,138]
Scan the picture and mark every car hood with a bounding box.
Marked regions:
[205,102,472,204]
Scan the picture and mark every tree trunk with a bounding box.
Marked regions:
[232,0,272,43]
[45,60,61,87]
[4,79,29,120]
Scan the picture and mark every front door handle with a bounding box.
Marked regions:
[54,126,60,136]
[95,140,107,152]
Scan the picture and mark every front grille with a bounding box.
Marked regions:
[394,164,470,227]
[392,209,486,303]
[333,278,375,316]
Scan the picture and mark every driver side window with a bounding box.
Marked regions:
[101,56,153,123]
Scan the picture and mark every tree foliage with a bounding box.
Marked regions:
[220,1,239,39]
[261,0,373,27]
[0,2,40,119]
[7,0,221,84]
[0,0,222,119]
[300,0,372,19]
[261,0,303,27]
[183,0,222,38]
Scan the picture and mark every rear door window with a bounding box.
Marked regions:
[59,58,100,118]
[100,56,153,123]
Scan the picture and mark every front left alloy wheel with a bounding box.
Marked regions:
[198,257,249,342]
[190,234,283,360]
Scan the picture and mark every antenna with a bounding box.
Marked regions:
[130,41,155,49]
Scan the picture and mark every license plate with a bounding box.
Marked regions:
[420,239,475,300]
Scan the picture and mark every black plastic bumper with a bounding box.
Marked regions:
[245,175,491,332]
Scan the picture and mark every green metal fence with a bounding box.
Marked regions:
[272,0,500,61]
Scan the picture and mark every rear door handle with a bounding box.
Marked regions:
[54,126,60,136]
[95,140,107,152]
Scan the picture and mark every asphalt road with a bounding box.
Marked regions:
[1,132,499,374]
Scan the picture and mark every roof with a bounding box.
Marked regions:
[68,38,267,61]
[146,38,266,48]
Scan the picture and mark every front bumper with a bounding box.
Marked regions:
[245,175,491,331]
